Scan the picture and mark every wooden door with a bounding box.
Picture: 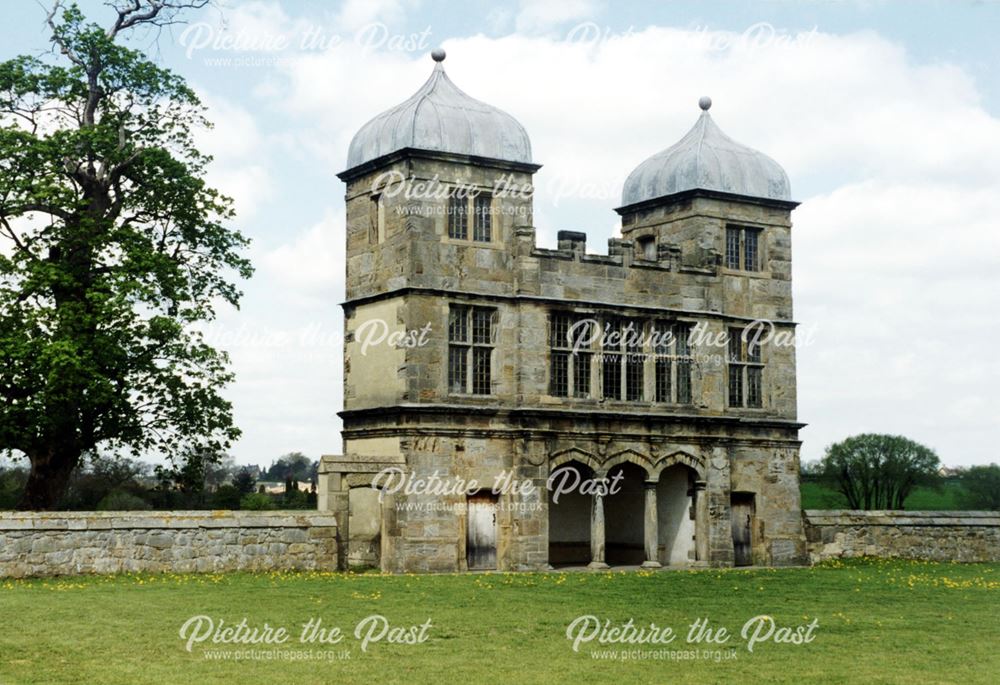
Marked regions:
[731,493,755,567]
[467,494,498,570]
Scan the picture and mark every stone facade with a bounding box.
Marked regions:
[0,511,338,578]
[320,148,809,572]
[804,510,1000,563]
[320,56,808,573]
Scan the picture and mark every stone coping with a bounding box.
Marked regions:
[0,510,338,531]
[804,510,1000,526]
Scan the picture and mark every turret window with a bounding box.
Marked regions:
[448,190,493,242]
[447,194,468,240]
[473,193,493,242]
[725,225,762,271]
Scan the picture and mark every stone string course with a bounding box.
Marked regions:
[804,510,1000,563]
[0,511,338,578]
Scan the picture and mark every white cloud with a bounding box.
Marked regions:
[194,93,275,219]
[258,209,343,298]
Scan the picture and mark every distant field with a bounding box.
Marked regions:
[800,480,967,510]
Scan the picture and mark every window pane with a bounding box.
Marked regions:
[744,228,759,271]
[747,366,762,407]
[602,353,622,400]
[626,353,644,401]
[677,359,692,404]
[550,313,570,349]
[604,318,622,351]
[448,306,468,342]
[747,337,761,364]
[574,352,592,398]
[570,318,593,350]
[726,227,741,269]
[728,329,743,362]
[448,194,467,240]
[448,346,467,392]
[473,193,492,242]
[728,365,743,407]
[550,351,569,397]
[675,324,690,356]
[472,347,492,394]
[472,308,494,344]
[655,358,672,402]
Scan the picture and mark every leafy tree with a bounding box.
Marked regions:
[153,446,220,506]
[819,434,941,510]
[0,1,251,509]
[263,452,312,482]
[231,466,257,495]
[61,451,150,509]
[960,464,1000,510]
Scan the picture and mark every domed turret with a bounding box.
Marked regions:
[345,49,532,171]
[621,98,790,207]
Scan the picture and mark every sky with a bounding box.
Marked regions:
[2,0,999,469]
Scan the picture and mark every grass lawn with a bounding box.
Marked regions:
[1,559,998,685]
[800,480,968,510]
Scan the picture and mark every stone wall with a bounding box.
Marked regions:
[804,510,1000,563]
[0,511,338,578]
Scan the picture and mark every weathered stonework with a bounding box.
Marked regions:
[804,510,1000,563]
[0,511,338,578]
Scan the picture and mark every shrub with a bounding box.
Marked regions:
[96,490,152,511]
[240,492,276,510]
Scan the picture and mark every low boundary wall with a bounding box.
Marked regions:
[804,510,1000,563]
[0,511,338,578]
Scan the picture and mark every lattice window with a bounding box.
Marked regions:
[473,193,492,242]
[448,305,496,394]
[728,327,764,408]
[654,321,693,404]
[726,226,741,270]
[726,225,764,271]
[448,193,468,240]
[549,313,593,398]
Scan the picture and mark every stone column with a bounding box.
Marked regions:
[642,481,662,568]
[588,479,609,569]
[694,480,709,564]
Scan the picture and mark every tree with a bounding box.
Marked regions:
[819,434,941,510]
[0,1,251,509]
[231,466,257,495]
[263,452,311,482]
[960,464,1000,510]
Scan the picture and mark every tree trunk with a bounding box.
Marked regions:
[15,448,81,510]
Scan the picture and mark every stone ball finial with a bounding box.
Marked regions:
[698,96,712,111]
[431,48,446,62]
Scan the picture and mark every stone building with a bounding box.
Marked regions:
[318,49,807,572]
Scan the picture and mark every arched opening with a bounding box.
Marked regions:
[547,460,593,566]
[657,464,697,565]
[604,462,647,565]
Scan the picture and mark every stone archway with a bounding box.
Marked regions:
[604,462,648,565]
[547,460,594,566]
[656,464,697,565]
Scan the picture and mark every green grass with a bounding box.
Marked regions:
[1,560,998,684]
[800,480,967,510]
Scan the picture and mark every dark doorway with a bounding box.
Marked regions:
[604,462,646,565]
[466,492,498,570]
[548,461,593,566]
[731,492,755,567]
